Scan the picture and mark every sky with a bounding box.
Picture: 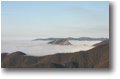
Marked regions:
[1,1,109,40]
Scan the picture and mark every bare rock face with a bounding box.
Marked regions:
[48,39,72,45]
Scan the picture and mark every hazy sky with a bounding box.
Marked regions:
[1,1,109,40]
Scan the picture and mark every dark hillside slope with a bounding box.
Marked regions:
[1,40,109,68]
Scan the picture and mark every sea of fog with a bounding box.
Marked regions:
[1,40,101,56]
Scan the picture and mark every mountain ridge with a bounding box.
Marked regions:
[33,37,108,41]
[1,40,109,68]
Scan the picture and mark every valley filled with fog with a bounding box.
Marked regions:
[1,40,101,56]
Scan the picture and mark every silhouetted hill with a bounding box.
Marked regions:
[1,40,109,68]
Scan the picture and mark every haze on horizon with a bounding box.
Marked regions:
[1,1,109,40]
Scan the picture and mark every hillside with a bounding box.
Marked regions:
[1,40,109,68]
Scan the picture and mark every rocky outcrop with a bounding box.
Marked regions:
[48,39,72,45]
[1,40,109,68]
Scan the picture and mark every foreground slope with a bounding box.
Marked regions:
[1,40,109,68]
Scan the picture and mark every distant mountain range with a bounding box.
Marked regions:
[1,40,109,68]
[33,37,108,41]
